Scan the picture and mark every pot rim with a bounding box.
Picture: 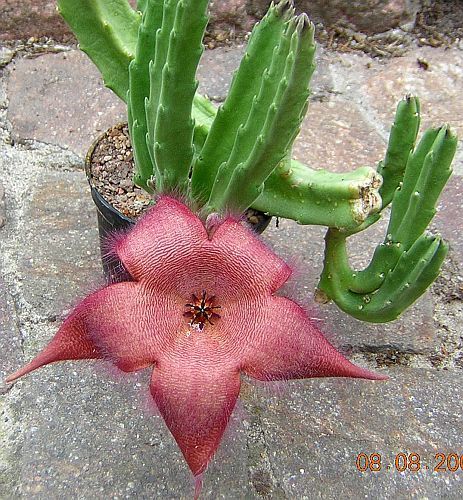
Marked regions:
[85,123,272,233]
[85,122,134,225]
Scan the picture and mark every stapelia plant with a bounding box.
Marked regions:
[52,0,457,319]
[5,0,457,495]
[6,196,386,488]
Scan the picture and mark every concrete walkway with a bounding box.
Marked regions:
[0,39,462,498]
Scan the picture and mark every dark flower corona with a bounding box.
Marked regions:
[184,291,221,331]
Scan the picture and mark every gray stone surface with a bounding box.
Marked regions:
[0,183,5,228]
[0,280,22,495]
[434,176,463,263]
[1,35,462,500]
[359,46,463,141]
[18,171,101,319]
[7,51,126,157]
[250,368,463,498]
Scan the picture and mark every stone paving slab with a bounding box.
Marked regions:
[0,279,22,380]
[249,0,422,34]
[360,46,463,139]
[0,281,22,495]
[253,367,463,498]
[0,0,69,42]
[0,183,5,227]
[294,96,385,172]
[7,51,126,157]
[434,176,463,263]
[18,171,100,320]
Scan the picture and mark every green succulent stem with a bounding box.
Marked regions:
[128,0,164,191]
[150,0,209,193]
[190,0,293,202]
[318,124,457,322]
[206,17,298,203]
[378,96,421,208]
[318,228,448,322]
[207,15,316,214]
[253,158,382,228]
[137,0,148,11]
[57,0,140,101]
[145,0,177,169]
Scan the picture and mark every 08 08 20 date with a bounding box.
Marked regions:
[356,453,463,473]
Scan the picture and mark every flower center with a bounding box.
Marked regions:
[184,291,221,331]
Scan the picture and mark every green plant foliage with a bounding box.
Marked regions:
[152,0,209,193]
[317,118,457,322]
[253,159,382,229]
[58,0,458,322]
[128,0,164,191]
[205,15,316,214]
[57,0,140,101]
[190,0,293,201]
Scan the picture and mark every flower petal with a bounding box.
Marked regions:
[4,282,179,383]
[207,218,292,297]
[240,296,387,381]
[150,337,241,476]
[90,283,184,371]
[115,196,208,283]
[116,197,291,302]
[4,290,106,383]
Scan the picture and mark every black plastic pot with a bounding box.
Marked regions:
[85,135,134,282]
[85,124,272,282]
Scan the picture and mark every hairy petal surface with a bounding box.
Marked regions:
[116,196,291,301]
[115,196,208,283]
[150,335,241,476]
[5,282,175,381]
[240,296,387,381]
[5,302,101,383]
[89,282,183,371]
[206,218,292,299]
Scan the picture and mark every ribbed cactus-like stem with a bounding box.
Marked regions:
[57,0,140,101]
[192,94,217,150]
[253,159,382,228]
[207,18,297,199]
[190,0,293,201]
[145,0,177,166]
[389,126,454,246]
[209,15,315,213]
[128,0,164,191]
[378,96,420,207]
[151,0,209,193]
[318,228,448,322]
[317,122,457,322]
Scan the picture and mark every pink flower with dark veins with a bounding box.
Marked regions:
[6,196,386,483]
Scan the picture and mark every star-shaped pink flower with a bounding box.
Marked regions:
[6,196,385,479]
